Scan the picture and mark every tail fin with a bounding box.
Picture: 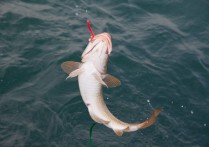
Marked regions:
[138,108,161,129]
[111,108,161,136]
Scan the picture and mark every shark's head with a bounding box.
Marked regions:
[81,32,112,73]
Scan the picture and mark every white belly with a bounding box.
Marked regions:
[78,62,101,106]
[77,62,129,130]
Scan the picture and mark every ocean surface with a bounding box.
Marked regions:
[0,0,209,146]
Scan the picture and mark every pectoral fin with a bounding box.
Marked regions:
[61,61,83,79]
[103,74,121,88]
[66,68,84,79]
[93,73,107,87]
[61,61,81,74]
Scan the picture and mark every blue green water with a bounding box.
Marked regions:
[1,0,209,146]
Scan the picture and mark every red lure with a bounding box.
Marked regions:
[86,20,95,42]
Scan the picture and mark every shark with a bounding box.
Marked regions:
[61,32,161,136]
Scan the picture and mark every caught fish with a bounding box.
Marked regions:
[61,32,161,136]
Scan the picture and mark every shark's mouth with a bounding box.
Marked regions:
[82,33,112,59]
[81,41,100,57]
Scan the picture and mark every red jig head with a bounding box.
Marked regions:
[86,20,95,42]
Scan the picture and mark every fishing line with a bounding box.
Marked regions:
[89,122,97,147]
[86,20,97,147]
[86,20,95,42]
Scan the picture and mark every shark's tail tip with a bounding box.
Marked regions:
[153,108,161,117]
[137,108,161,129]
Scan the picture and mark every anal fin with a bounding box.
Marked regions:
[123,126,129,131]
[113,129,123,137]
